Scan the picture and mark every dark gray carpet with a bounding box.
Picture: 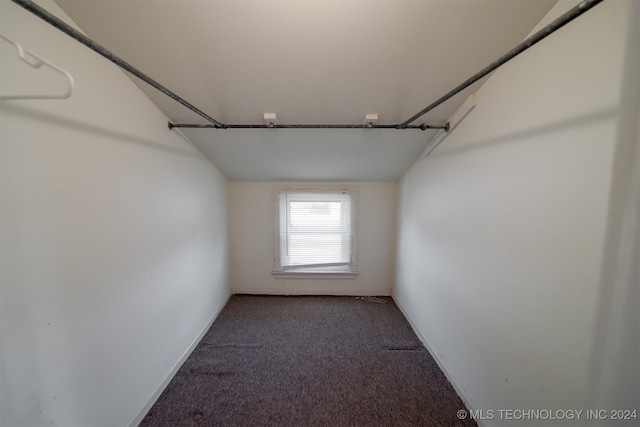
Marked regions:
[141,295,476,426]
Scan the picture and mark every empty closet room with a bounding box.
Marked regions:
[1,0,638,426]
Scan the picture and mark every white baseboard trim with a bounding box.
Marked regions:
[126,292,232,427]
[391,292,488,427]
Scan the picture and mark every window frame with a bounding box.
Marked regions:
[272,185,358,279]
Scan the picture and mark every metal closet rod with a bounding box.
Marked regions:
[167,123,448,130]
[10,0,224,128]
[400,0,605,127]
[10,0,438,131]
[171,0,605,130]
[12,0,604,131]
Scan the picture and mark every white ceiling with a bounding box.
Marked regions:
[54,0,556,181]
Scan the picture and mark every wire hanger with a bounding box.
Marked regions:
[0,34,74,100]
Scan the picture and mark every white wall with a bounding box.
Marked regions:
[0,1,230,426]
[394,0,639,425]
[229,181,396,295]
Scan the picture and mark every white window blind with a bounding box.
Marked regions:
[279,191,353,273]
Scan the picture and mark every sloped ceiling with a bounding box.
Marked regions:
[54,0,556,181]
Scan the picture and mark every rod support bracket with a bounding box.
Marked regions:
[168,122,174,130]
[395,124,407,130]
[444,122,451,132]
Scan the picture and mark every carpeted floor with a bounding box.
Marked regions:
[141,295,476,426]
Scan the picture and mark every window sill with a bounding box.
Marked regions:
[271,271,359,280]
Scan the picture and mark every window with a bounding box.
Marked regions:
[274,188,357,277]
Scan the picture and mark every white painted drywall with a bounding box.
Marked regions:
[0,1,230,426]
[394,0,639,425]
[228,181,397,295]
